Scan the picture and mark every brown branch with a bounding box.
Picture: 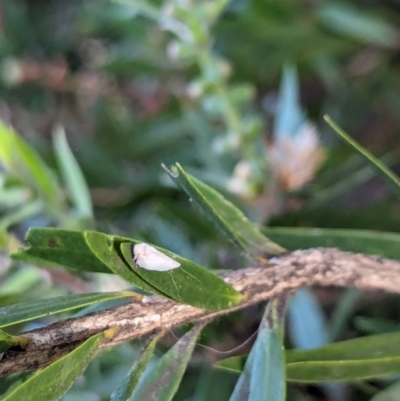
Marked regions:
[2,247,400,376]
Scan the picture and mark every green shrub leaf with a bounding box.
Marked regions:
[0,201,43,231]
[0,291,134,328]
[229,298,286,401]
[217,332,400,383]
[317,3,399,48]
[11,228,111,274]
[262,227,400,260]
[12,228,242,311]
[111,332,163,401]
[164,163,286,259]
[215,355,245,374]
[0,122,63,213]
[370,380,400,401]
[285,331,400,364]
[83,230,163,294]
[324,115,400,197]
[129,323,205,401]
[286,357,400,382]
[3,329,113,401]
[53,126,93,220]
[119,242,243,311]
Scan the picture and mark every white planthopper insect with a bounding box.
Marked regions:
[132,243,200,297]
[132,243,181,271]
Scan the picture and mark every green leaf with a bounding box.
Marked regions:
[353,316,398,335]
[274,64,304,139]
[83,230,163,295]
[288,288,329,349]
[286,332,400,383]
[111,332,163,401]
[0,186,30,208]
[12,228,242,311]
[1,265,44,296]
[130,323,205,401]
[0,122,63,213]
[0,200,43,230]
[217,332,400,383]
[0,329,29,353]
[324,115,400,197]
[370,380,400,401]
[214,356,246,375]
[0,372,33,399]
[3,329,114,401]
[262,227,400,260]
[53,126,93,220]
[304,152,397,211]
[317,3,400,48]
[119,242,243,311]
[229,298,286,401]
[11,228,111,274]
[0,291,134,328]
[215,355,245,374]
[286,357,400,382]
[164,163,285,259]
[329,288,361,340]
[285,331,400,364]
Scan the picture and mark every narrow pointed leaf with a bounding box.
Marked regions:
[0,121,63,212]
[218,332,400,383]
[286,331,400,382]
[324,115,400,196]
[164,163,285,259]
[0,291,135,328]
[370,381,400,401]
[111,332,164,401]
[119,242,242,311]
[53,126,93,220]
[229,352,255,400]
[288,288,329,349]
[286,331,400,363]
[329,288,361,340]
[317,3,399,48]
[262,227,400,260]
[274,64,304,138]
[0,329,29,353]
[215,355,245,374]
[3,329,115,401]
[83,230,163,295]
[286,356,400,382]
[0,200,43,230]
[12,228,242,311]
[130,323,205,401]
[214,356,247,375]
[229,297,287,401]
[353,316,398,334]
[11,228,111,273]
[0,372,33,399]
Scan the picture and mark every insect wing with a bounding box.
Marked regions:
[135,246,180,271]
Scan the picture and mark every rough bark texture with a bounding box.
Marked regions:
[2,247,400,376]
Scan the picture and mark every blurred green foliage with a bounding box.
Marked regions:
[1,0,400,400]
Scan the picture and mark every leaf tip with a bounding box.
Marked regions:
[161,162,179,177]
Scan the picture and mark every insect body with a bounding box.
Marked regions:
[132,243,200,298]
[133,243,181,271]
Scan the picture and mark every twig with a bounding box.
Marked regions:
[2,247,400,376]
